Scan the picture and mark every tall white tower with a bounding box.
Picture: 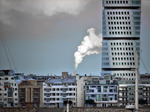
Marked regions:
[102,0,141,81]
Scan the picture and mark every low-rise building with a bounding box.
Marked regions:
[0,70,19,107]
[118,84,150,107]
[18,80,43,107]
[43,72,77,107]
[84,77,118,107]
[140,74,150,84]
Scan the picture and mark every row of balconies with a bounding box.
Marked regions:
[44,95,76,98]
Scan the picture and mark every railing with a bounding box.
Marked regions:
[33,100,40,103]
[33,96,40,98]
[8,98,14,103]
[4,85,12,88]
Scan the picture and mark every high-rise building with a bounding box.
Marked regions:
[102,0,141,81]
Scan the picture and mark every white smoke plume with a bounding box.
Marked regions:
[74,28,102,70]
[0,0,90,25]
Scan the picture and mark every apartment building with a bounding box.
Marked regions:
[140,74,150,84]
[43,72,77,107]
[0,70,18,107]
[118,84,150,107]
[18,80,43,107]
[84,77,118,107]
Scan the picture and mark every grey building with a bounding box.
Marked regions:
[118,84,150,107]
[102,0,141,81]
[0,70,19,107]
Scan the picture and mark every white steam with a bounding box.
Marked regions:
[74,28,102,70]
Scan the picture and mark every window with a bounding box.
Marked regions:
[5,77,8,80]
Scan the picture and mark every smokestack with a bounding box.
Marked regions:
[74,28,102,70]
[74,71,76,76]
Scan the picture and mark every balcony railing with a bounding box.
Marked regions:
[8,98,14,103]
[33,100,40,103]
[33,96,40,98]
[4,85,12,88]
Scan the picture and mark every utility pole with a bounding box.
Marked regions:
[135,51,139,112]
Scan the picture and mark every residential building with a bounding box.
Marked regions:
[35,76,52,81]
[76,74,102,107]
[0,70,18,107]
[84,77,118,107]
[43,72,77,107]
[18,80,43,108]
[76,74,88,107]
[140,74,150,84]
[102,0,141,81]
[118,84,150,107]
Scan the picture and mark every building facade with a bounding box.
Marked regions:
[84,77,118,107]
[118,84,150,106]
[43,73,77,107]
[102,0,141,81]
[18,80,43,107]
[76,74,89,107]
[0,70,18,107]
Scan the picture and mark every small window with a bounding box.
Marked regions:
[5,78,8,80]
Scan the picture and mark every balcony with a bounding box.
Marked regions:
[7,98,14,103]
[4,85,12,88]
[33,96,40,98]
[8,88,14,93]
[33,99,40,103]
[19,98,25,103]
[19,94,25,98]
[33,88,40,93]
[33,93,40,98]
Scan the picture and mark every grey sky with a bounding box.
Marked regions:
[0,0,149,75]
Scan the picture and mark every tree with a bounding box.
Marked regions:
[85,99,96,107]
[63,100,73,105]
